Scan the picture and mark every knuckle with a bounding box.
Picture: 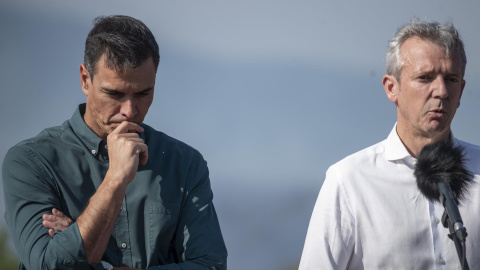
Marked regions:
[109,133,120,141]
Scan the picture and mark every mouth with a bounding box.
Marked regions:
[428,108,447,118]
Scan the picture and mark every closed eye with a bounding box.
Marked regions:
[417,75,433,82]
[445,77,460,83]
[137,88,154,96]
[102,88,123,98]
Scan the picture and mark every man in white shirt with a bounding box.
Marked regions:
[299,20,480,269]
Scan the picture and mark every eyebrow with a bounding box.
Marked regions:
[101,87,118,94]
[101,87,154,94]
[445,73,461,78]
[139,87,154,94]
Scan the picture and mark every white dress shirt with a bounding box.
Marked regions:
[299,125,480,269]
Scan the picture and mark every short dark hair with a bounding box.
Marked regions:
[84,15,160,80]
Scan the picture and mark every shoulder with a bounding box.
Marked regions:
[456,139,480,154]
[323,140,388,193]
[5,121,71,159]
[2,121,72,183]
[455,139,480,173]
[329,140,386,173]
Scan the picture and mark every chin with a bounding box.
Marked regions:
[104,124,117,134]
[426,123,450,135]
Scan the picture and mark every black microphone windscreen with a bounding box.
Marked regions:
[414,140,473,205]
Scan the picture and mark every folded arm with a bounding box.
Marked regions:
[2,145,100,269]
[3,122,148,269]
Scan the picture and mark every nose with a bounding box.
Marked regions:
[432,76,448,99]
[120,98,137,119]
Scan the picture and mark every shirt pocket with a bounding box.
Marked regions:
[147,202,179,255]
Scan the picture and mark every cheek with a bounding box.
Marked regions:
[139,98,154,116]
[95,98,120,121]
[399,95,425,119]
[405,90,429,111]
[452,92,463,107]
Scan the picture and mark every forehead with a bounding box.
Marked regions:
[93,55,157,89]
[400,37,463,74]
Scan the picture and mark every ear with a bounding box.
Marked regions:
[383,74,399,104]
[80,64,91,97]
[457,79,466,108]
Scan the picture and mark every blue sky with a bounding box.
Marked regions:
[1,1,479,269]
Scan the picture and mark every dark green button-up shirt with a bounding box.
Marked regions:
[2,104,227,270]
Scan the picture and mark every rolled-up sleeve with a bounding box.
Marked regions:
[2,145,102,270]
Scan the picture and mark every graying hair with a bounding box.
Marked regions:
[385,19,467,81]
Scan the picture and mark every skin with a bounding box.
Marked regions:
[383,37,465,157]
[42,208,73,237]
[82,55,155,141]
[43,54,155,269]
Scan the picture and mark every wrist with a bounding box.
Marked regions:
[104,170,130,190]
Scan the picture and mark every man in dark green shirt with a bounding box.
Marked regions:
[2,15,227,270]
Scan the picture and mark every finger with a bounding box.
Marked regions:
[63,218,73,226]
[138,144,149,165]
[43,214,55,222]
[111,121,144,135]
[107,133,145,147]
[43,219,53,228]
[48,228,55,237]
[118,134,144,141]
[43,219,59,230]
[52,208,62,216]
[53,208,66,218]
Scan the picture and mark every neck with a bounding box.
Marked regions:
[82,107,108,141]
[395,124,451,158]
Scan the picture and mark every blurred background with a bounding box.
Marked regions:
[1,1,479,269]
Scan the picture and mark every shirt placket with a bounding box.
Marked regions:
[101,142,133,266]
[115,196,132,266]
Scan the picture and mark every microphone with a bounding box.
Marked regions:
[415,140,473,207]
[414,139,474,269]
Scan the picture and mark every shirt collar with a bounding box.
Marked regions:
[69,104,103,157]
[384,122,457,162]
[385,123,412,162]
[69,104,147,157]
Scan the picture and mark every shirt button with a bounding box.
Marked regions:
[434,218,440,224]
[439,258,446,265]
[121,243,127,249]
[91,150,96,155]
[105,145,108,149]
